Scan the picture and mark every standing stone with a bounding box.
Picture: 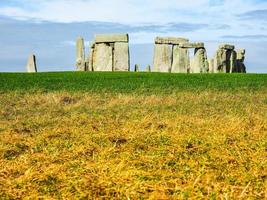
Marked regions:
[26,54,37,73]
[146,65,151,72]
[237,49,245,62]
[236,49,246,73]
[114,42,130,71]
[76,37,86,71]
[230,50,237,73]
[88,43,95,71]
[153,44,172,72]
[208,59,214,73]
[94,43,113,71]
[191,48,209,73]
[171,45,189,73]
[213,48,227,73]
[225,50,232,73]
[134,64,139,72]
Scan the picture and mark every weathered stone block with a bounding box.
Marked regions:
[191,48,209,73]
[114,42,130,71]
[235,49,246,73]
[155,37,189,45]
[171,45,189,73]
[179,42,204,48]
[219,44,235,50]
[88,46,94,71]
[26,54,37,73]
[230,50,237,73]
[213,48,227,73]
[95,34,128,43]
[153,44,172,72]
[76,37,86,71]
[237,49,245,61]
[208,59,214,73]
[93,43,113,71]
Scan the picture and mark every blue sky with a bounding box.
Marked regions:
[0,0,267,72]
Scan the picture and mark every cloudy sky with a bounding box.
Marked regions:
[0,0,267,72]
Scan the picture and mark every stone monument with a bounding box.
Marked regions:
[88,34,130,72]
[153,37,209,73]
[235,49,246,73]
[26,54,37,73]
[76,37,86,71]
[213,44,246,73]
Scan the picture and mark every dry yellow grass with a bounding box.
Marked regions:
[0,90,267,199]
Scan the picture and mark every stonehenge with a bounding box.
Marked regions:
[212,44,246,73]
[153,37,209,73]
[77,34,130,72]
[75,34,247,74]
[26,54,37,73]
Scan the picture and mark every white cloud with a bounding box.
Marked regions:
[0,0,266,36]
[0,0,265,24]
[0,0,266,43]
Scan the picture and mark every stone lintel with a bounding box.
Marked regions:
[155,37,189,45]
[219,44,235,50]
[94,34,129,43]
[179,42,204,48]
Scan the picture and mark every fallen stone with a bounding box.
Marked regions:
[93,43,113,71]
[114,42,130,71]
[95,34,128,43]
[76,37,86,71]
[26,54,37,73]
[219,44,235,50]
[171,45,189,73]
[179,42,204,49]
[153,44,172,72]
[155,37,189,45]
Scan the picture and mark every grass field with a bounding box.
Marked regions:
[0,72,266,199]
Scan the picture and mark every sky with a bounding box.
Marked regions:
[0,0,267,73]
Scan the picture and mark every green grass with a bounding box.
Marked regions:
[0,72,266,93]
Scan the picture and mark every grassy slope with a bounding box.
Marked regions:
[0,72,266,199]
